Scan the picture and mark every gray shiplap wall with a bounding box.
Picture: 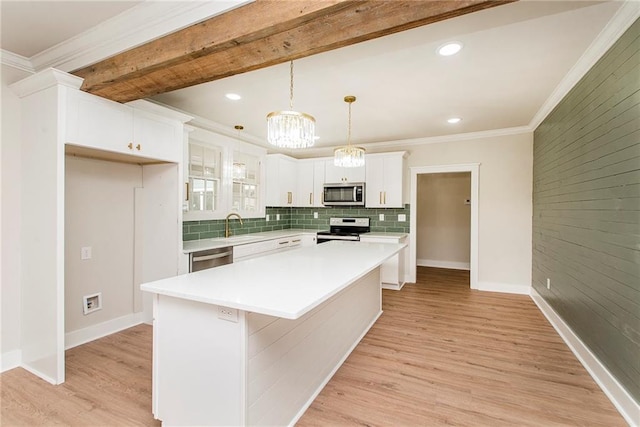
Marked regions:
[533,18,640,401]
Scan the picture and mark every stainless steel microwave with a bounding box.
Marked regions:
[323,182,365,206]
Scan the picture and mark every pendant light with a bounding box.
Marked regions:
[334,95,365,167]
[266,61,315,149]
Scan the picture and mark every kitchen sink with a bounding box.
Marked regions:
[222,235,259,243]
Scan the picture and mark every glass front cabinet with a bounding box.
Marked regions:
[184,128,266,220]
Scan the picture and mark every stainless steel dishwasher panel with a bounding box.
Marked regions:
[189,246,233,272]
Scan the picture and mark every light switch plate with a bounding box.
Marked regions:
[379,214,385,221]
[266,214,270,222]
[314,212,318,219]
[398,214,406,222]
[276,214,280,221]
[81,246,92,260]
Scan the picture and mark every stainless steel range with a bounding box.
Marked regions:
[316,217,370,243]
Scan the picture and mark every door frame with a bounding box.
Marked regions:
[409,163,479,288]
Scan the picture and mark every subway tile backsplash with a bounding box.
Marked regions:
[183,205,410,241]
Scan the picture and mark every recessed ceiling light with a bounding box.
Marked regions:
[447,117,462,124]
[225,93,241,100]
[438,42,463,57]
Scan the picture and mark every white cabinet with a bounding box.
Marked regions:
[324,159,365,183]
[66,90,182,162]
[365,152,406,208]
[266,154,297,206]
[133,109,182,162]
[359,234,407,290]
[232,233,315,262]
[296,159,325,207]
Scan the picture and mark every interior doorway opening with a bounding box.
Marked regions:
[409,164,479,288]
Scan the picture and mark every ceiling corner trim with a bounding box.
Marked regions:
[28,0,247,73]
[529,1,640,131]
[358,126,533,151]
[1,49,35,74]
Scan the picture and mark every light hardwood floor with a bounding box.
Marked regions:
[1,267,625,426]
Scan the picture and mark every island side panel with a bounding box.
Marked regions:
[153,295,247,426]
[246,268,382,426]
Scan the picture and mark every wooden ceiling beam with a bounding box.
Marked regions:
[73,0,515,103]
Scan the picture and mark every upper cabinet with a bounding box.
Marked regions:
[184,127,266,220]
[365,152,406,208]
[324,159,365,183]
[266,154,297,206]
[66,90,183,163]
[296,159,325,207]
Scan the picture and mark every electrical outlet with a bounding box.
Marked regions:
[83,293,102,315]
[379,213,385,221]
[218,306,238,322]
[546,278,551,289]
[81,246,92,260]
[314,212,318,219]
[398,214,406,222]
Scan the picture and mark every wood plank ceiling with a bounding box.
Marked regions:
[73,0,515,103]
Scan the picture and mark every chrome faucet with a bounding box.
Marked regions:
[225,213,244,238]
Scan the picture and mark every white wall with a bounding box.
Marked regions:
[417,172,471,269]
[64,156,142,333]
[405,132,533,290]
[1,65,32,369]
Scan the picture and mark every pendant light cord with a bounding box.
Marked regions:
[347,100,352,148]
[289,60,294,110]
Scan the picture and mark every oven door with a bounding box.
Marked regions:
[323,183,365,206]
[316,233,360,244]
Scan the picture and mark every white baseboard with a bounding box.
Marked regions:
[417,259,470,270]
[531,289,639,427]
[382,281,405,291]
[65,312,146,350]
[1,349,21,372]
[476,281,530,295]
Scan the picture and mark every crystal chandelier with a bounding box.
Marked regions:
[334,96,365,167]
[266,61,315,149]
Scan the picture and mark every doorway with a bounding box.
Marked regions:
[409,164,479,288]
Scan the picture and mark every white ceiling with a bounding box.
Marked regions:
[0,1,631,156]
[0,1,143,57]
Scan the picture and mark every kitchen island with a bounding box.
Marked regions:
[141,240,405,426]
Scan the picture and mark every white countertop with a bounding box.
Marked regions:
[361,232,408,239]
[183,229,321,253]
[143,241,405,320]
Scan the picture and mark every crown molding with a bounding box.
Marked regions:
[1,49,35,73]
[29,0,249,73]
[529,1,640,130]
[9,68,83,98]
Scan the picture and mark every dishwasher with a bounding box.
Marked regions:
[189,246,233,272]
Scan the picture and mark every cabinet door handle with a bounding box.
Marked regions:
[287,192,292,204]
[384,191,386,204]
[309,193,313,205]
[136,144,141,151]
[185,182,190,201]
[278,241,289,245]
[127,143,133,150]
[292,239,301,243]
[380,191,383,205]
